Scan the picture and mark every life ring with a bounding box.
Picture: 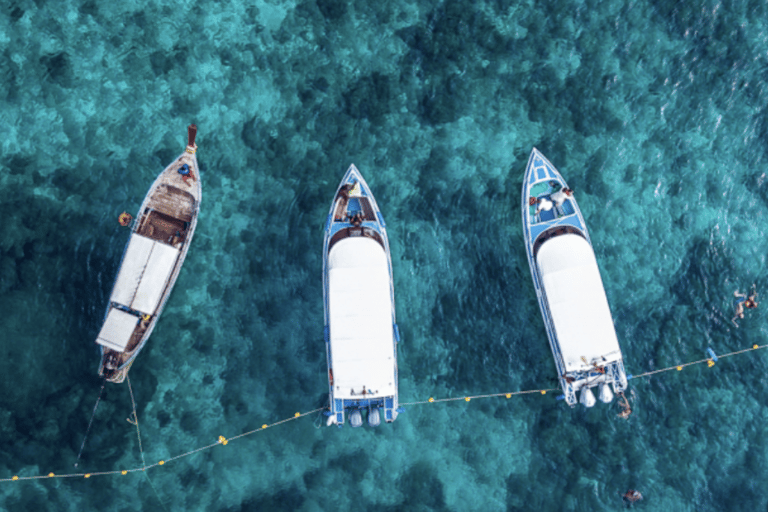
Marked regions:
[118,212,132,226]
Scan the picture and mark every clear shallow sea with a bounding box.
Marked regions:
[1,0,768,510]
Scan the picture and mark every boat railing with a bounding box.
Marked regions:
[328,226,385,252]
[532,225,586,257]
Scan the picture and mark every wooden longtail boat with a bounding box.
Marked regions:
[94,125,201,383]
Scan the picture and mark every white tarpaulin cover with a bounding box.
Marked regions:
[96,308,138,352]
[537,234,622,372]
[328,237,395,399]
[110,234,179,314]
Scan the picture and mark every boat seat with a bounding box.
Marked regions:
[539,209,556,222]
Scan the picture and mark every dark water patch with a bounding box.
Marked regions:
[40,52,73,88]
[343,72,393,124]
[315,0,347,22]
[390,461,447,512]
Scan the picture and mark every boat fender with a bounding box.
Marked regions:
[580,387,596,408]
[118,212,132,226]
[326,415,337,426]
[598,382,613,404]
[349,410,363,428]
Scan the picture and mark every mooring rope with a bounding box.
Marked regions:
[126,376,146,469]
[2,343,765,483]
[73,381,105,468]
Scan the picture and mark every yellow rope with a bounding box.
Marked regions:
[2,344,765,483]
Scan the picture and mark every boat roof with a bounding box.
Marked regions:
[110,234,179,315]
[537,234,622,372]
[96,308,138,352]
[328,237,395,399]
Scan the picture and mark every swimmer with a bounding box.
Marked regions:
[732,286,759,328]
[617,392,632,419]
[622,489,642,503]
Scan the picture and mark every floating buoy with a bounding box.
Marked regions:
[261,424,268,429]
[48,472,54,477]
[754,344,759,349]
[707,360,715,368]
[540,390,546,395]
[294,412,301,418]
[121,470,127,475]
[218,436,228,445]
[677,366,683,371]
[505,393,512,398]
[158,460,165,466]
[428,397,434,403]
[118,212,132,226]
[465,397,471,402]
[12,476,18,481]
[84,474,91,479]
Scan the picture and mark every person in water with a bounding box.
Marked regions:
[622,489,642,503]
[732,286,758,327]
[617,392,632,419]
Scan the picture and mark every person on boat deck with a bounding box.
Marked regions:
[732,286,758,328]
[178,163,196,186]
[535,197,553,215]
[550,187,573,206]
[350,212,363,227]
[335,184,353,221]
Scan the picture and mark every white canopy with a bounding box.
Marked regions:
[537,234,622,372]
[110,234,179,315]
[96,308,138,352]
[328,237,395,399]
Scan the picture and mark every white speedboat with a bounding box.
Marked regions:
[322,164,400,427]
[521,148,628,407]
[95,125,201,383]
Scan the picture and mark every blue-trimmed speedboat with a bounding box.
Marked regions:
[521,148,628,407]
[322,164,401,427]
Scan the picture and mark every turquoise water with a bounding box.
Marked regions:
[2,0,768,510]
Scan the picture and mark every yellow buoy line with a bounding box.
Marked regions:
[2,343,765,483]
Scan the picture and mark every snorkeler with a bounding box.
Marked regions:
[622,489,643,503]
[617,392,632,419]
[732,285,759,328]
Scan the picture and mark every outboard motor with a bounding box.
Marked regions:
[580,386,596,408]
[598,382,614,404]
[349,410,363,428]
[367,408,381,427]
